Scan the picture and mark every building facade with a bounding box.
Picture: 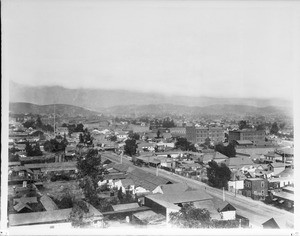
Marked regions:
[228,129,265,145]
[186,126,224,144]
[243,178,268,200]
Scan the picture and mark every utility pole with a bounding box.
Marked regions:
[53,103,56,135]
[235,172,237,197]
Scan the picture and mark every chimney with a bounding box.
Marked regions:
[156,165,159,176]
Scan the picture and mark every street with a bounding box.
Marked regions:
[102,152,294,228]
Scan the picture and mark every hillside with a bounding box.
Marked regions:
[102,103,292,117]
[9,81,292,111]
[9,102,100,116]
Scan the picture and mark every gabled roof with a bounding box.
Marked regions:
[127,168,173,191]
[224,157,254,168]
[262,218,280,229]
[193,200,221,220]
[13,197,38,205]
[112,163,131,173]
[121,178,135,187]
[147,190,212,204]
[103,173,127,180]
[13,202,33,212]
[268,162,286,168]
[159,182,191,194]
[40,195,59,211]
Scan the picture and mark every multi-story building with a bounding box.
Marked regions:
[169,127,186,137]
[228,129,265,145]
[186,126,224,144]
[243,178,268,200]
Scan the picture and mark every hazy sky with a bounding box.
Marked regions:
[3,0,300,100]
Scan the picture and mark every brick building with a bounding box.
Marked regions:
[228,129,265,145]
[186,126,224,144]
[243,178,268,200]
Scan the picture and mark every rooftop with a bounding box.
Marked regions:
[147,190,212,204]
[127,168,173,191]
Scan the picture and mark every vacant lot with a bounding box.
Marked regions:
[39,180,84,200]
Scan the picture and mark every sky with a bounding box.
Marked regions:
[3,0,300,100]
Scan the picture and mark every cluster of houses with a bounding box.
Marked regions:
[7,114,294,229]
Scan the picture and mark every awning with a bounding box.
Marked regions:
[278,200,285,204]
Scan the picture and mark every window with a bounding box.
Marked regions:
[261,181,264,188]
[261,190,264,195]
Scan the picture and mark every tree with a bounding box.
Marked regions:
[69,200,90,228]
[79,176,98,206]
[270,122,279,135]
[124,139,137,156]
[23,119,36,129]
[169,203,212,228]
[36,115,43,129]
[215,142,236,157]
[256,123,266,131]
[207,161,231,189]
[238,120,250,130]
[25,142,43,156]
[129,132,140,141]
[156,130,161,138]
[77,149,102,181]
[162,117,176,128]
[175,138,197,152]
[109,135,117,142]
[79,133,84,143]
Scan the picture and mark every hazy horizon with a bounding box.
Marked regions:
[4,0,300,101]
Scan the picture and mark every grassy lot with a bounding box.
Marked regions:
[39,180,84,200]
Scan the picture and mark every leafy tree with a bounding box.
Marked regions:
[175,138,197,152]
[79,176,98,206]
[109,135,117,142]
[256,123,266,131]
[270,122,279,135]
[156,130,161,138]
[43,136,68,152]
[129,132,140,141]
[215,142,236,157]
[279,122,286,130]
[238,120,250,130]
[124,139,137,156]
[169,203,212,228]
[69,200,90,228]
[36,115,43,128]
[76,149,102,181]
[162,118,176,128]
[25,142,43,156]
[23,120,36,129]
[207,161,231,189]
[75,124,84,132]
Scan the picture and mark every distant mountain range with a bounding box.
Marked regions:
[9,102,99,117]
[9,102,292,118]
[9,81,292,117]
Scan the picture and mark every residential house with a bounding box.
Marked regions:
[224,157,255,172]
[137,142,157,153]
[262,217,293,229]
[152,183,191,195]
[145,190,212,223]
[132,210,166,225]
[9,202,103,227]
[267,162,287,176]
[243,178,268,200]
[40,195,59,211]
